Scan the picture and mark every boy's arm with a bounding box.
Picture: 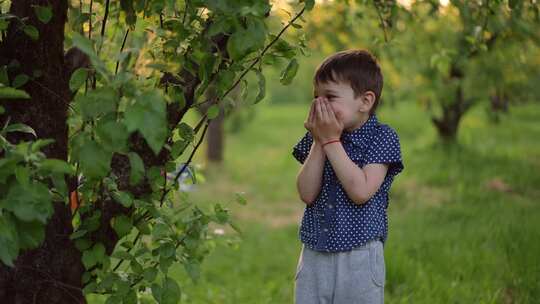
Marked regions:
[322,142,388,205]
[296,140,325,205]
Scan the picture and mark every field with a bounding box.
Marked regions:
[161,100,540,303]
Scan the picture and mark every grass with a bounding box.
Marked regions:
[89,99,540,303]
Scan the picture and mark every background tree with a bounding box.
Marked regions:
[389,0,540,141]
[296,0,540,142]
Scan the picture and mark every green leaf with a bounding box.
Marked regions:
[16,220,45,250]
[69,229,88,240]
[253,68,266,104]
[0,214,19,266]
[72,134,112,179]
[105,295,122,304]
[71,32,96,58]
[153,277,181,304]
[184,262,200,283]
[33,5,53,24]
[23,25,39,41]
[303,0,315,11]
[163,277,181,304]
[14,166,30,187]
[270,36,296,59]
[280,58,299,85]
[124,290,137,304]
[3,123,36,137]
[12,74,29,88]
[152,222,170,241]
[151,283,162,303]
[3,182,53,223]
[177,122,194,142]
[75,87,118,120]
[216,69,235,96]
[31,139,54,152]
[159,242,176,258]
[170,139,188,159]
[75,238,92,251]
[112,215,132,238]
[111,249,132,260]
[130,259,143,274]
[112,191,133,208]
[95,120,129,153]
[124,90,167,155]
[207,104,220,119]
[144,267,158,282]
[39,159,75,175]
[82,243,106,269]
[69,68,88,92]
[0,87,30,99]
[128,152,145,185]
[207,17,233,37]
[226,17,267,61]
[50,172,68,197]
[83,211,102,233]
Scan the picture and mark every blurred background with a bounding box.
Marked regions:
[156,0,539,303]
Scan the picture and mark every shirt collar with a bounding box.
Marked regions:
[340,114,379,148]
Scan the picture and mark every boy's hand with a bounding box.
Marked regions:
[304,98,319,143]
[312,97,344,143]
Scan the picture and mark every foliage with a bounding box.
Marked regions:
[295,0,540,140]
[0,0,314,302]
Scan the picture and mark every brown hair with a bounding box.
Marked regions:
[313,49,383,114]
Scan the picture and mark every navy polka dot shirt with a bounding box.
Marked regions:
[292,114,404,252]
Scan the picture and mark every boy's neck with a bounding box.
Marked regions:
[344,113,371,133]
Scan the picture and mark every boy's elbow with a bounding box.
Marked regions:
[299,194,316,206]
[351,191,371,205]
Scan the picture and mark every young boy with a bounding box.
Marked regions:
[292,49,404,304]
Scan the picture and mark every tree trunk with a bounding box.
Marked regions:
[0,1,85,303]
[431,65,472,142]
[207,109,225,163]
[431,86,470,142]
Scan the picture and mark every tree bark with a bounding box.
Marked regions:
[0,1,85,303]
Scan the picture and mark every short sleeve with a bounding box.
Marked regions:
[292,131,314,164]
[365,125,404,177]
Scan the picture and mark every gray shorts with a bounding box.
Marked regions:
[294,240,385,304]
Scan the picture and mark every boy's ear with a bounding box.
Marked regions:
[360,91,376,112]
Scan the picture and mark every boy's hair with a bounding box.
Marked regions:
[313,49,383,115]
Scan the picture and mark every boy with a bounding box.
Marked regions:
[292,49,404,304]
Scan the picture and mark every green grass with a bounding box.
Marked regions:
[89,100,540,303]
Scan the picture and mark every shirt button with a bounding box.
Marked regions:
[328,204,333,209]
[323,228,329,232]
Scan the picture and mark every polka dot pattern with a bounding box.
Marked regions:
[292,114,404,252]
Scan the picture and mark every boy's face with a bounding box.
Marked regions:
[313,80,372,131]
